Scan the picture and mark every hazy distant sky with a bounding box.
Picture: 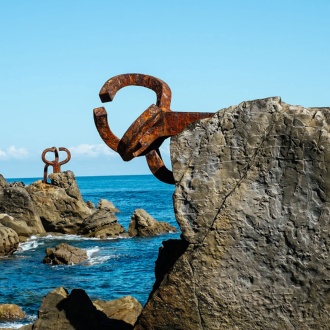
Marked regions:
[1,0,329,178]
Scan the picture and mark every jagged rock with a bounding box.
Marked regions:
[135,98,330,329]
[0,224,19,256]
[93,296,142,327]
[31,287,133,330]
[0,186,45,238]
[0,214,33,241]
[26,171,93,234]
[0,303,25,320]
[43,243,88,265]
[9,181,25,188]
[79,199,124,238]
[128,209,176,237]
[0,175,9,189]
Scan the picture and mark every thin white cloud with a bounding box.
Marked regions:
[69,144,116,157]
[0,146,29,160]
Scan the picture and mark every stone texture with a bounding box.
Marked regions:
[79,199,125,238]
[26,171,93,234]
[93,296,142,326]
[43,243,88,265]
[128,209,176,237]
[0,175,9,189]
[0,304,25,320]
[0,214,32,241]
[0,186,45,238]
[31,287,133,330]
[135,98,330,329]
[0,224,19,256]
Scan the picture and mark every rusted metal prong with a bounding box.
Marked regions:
[146,149,174,184]
[99,73,172,110]
[41,147,71,183]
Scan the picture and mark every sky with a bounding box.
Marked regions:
[1,0,329,179]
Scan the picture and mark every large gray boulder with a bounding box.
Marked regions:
[135,98,330,329]
[26,171,93,234]
[43,243,88,265]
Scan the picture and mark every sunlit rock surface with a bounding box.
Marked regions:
[135,97,330,329]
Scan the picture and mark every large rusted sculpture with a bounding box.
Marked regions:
[93,74,214,184]
[42,147,71,183]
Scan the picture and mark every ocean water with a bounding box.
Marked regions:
[0,175,180,329]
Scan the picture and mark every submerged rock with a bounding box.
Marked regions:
[43,243,88,265]
[128,209,176,237]
[0,224,19,256]
[79,199,124,238]
[135,98,330,329]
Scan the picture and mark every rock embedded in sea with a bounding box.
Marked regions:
[26,170,93,234]
[43,243,88,265]
[128,209,176,237]
[0,224,19,256]
[79,199,125,238]
[135,97,330,329]
[0,303,25,320]
[0,213,33,242]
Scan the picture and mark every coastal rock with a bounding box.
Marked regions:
[0,304,25,320]
[79,199,124,238]
[135,98,330,329]
[32,287,133,330]
[0,186,45,239]
[26,171,93,234]
[0,175,9,189]
[0,224,19,256]
[128,209,176,237]
[0,214,33,241]
[43,243,88,265]
[93,296,142,327]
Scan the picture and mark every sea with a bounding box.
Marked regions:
[0,175,180,329]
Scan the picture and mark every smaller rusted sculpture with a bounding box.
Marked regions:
[41,147,71,183]
[93,74,214,184]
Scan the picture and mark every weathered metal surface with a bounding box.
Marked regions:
[41,147,71,183]
[93,73,214,184]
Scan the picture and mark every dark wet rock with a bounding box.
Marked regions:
[79,199,124,238]
[26,171,93,234]
[128,209,176,237]
[135,98,330,329]
[0,224,19,256]
[0,304,25,320]
[43,243,88,265]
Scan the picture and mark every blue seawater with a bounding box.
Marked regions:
[0,175,180,329]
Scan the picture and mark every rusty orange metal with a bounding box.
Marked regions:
[42,147,71,183]
[93,74,214,184]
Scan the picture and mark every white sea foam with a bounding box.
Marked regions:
[86,246,113,265]
[0,314,37,329]
[17,236,43,252]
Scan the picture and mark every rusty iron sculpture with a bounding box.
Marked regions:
[42,147,71,183]
[93,74,214,184]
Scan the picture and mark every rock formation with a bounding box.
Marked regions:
[0,223,19,256]
[43,243,88,265]
[128,209,176,237]
[79,199,125,238]
[26,171,93,234]
[134,97,330,329]
[0,303,25,320]
[29,287,137,330]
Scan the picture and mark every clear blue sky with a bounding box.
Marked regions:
[1,1,329,179]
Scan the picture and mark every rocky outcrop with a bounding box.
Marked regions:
[0,304,25,320]
[79,199,125,238]
[0,175,9,189]
[128,209,176,237]
[135,98,330,329]
[0,224,19,256]
[43,243,88,265]
[0,214,32,241]
[25,171,93,234]
[30,287,136,330]
[0,185,45,238]
[93,296,142,327]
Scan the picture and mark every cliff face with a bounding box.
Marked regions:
[135,97,330,329]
